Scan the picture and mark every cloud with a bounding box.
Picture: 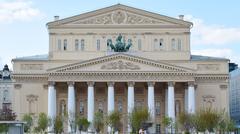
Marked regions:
[192,48,240,64]
[184,15,240,45]
[0,0,43,23]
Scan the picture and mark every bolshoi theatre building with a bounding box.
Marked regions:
[11,4,229,133]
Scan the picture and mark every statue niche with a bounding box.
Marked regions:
[107,34,132,52]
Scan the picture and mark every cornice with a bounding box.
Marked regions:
[12,73,48,83]
[48,71,195,82]
[48,53,195,73]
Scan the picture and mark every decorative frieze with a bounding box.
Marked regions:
[74,10,163,25]
[26,94,38,102]
[101,60,140,70]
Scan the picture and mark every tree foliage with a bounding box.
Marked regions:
[76,116,90,133]
[93,111,104,133]
[106,111,121,133]
[0,124,9,133]
[54,116,64,134]
[129,107,150,133]
[34,113,49,133]
[22,114,33,132]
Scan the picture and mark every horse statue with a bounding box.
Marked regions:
[107,34,132,52]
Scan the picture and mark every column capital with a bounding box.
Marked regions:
[188,81,195,87]
[67,81,75,86]
[127,82,135,87]
[48,81,55,86]
[147,82,155,87]
[168,81,175,87]
[107,82,115,87]
[87,81,95,87]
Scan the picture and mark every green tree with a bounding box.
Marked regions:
[93,111,104,134]
[129,107,150,133]
[22,114,33,133]
[106,111,121,133]
[177,112,194,134]
[161,116,173,134]
[54,116,64,134]
[34,113,49,133]
[76,116,90,134]
[0,124,9,133]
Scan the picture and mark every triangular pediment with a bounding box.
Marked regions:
[47,4,192,28]
[48,53,195,73]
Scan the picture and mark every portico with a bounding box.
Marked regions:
[47,53,196,133]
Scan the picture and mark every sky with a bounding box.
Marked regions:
[0,0,240,69]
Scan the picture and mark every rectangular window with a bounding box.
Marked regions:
[63,39,67,51]
[156,124,161,133]
[96,39,100,51]
[155,101,161,116]
[81,39,84,51]
[57,39,61,51]
[75,39,79,51]
[172,38,176,51]
[159,38,164,50]
[177,39,181,51]
[79,101,84,115]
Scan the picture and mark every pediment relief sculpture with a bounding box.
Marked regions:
[73,10,163,25]
[101,60,140,70]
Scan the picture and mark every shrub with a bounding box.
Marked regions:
[76,116,90,133]
[22,114,33,132]
[106,111,121,133]
[54,116,64,134]
[93,111,104,133]
[34,113,49,133]
[129,107,150,133]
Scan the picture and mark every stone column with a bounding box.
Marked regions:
[87,82,95,131]
[47,81,56,132]
[167,82,175,120]
[107,82,115,133]
[67,82,75,133]
[184,84,188,112]
[148,82,155,133]
[128,82,135,133]
[147,82,155,119]
[188,82,195,113]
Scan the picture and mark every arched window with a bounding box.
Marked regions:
[81,39,85,51]
[159,39,164,50]
[63,39,67,51]
[75,39,79,51]
[96,39,100,51]
[138,39,142,51]
[154,39,158,51]
[177,39,182,51]
[3,90,9,102]
[171,38,176,51]
[57,39,61,51]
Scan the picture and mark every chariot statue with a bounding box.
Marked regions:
[107,34,132,52]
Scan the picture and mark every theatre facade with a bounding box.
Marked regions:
[12,4,229,133]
